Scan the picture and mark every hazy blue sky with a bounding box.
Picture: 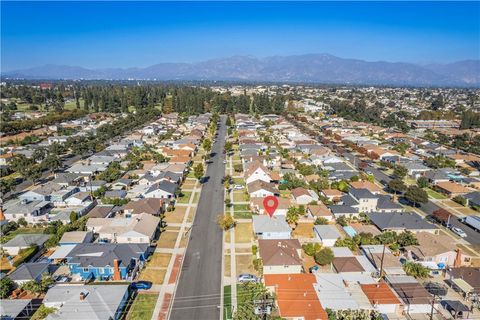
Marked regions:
[1,1,479,71]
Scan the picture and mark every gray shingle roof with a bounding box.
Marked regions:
[8,262,50,281]
[366,212,438,231]
[3,234,50,248]
[252,215,291,234]
[66,243,148,268]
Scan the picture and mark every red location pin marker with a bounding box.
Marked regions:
[263,195,279,218]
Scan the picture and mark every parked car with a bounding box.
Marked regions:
[238,274,258,283]
[233,185,244,190]
[223,160,227,164]
[451,227,467,238]
[131,281,153,290]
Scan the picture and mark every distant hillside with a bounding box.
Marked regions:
[3,54,479,86]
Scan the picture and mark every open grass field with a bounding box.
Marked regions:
[126,293,159,320]
[235,223,253,243]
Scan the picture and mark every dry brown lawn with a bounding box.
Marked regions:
[148,253,172,268]
[293,222,315,238]
[235,223,253,243]
[182,181,196,189]
[224,230,231,243]
[138,268,166,284]
[158,231,178,249]
[235,254,256,275]
[164,206,187,224]
[224,254,231,277]
[303,255,317,271]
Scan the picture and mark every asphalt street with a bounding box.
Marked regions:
[170,115,226,320]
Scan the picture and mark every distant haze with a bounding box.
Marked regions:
[2,54,479,87]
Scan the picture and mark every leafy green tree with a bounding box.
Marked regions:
[25,165,42,185]
[393,165,407,179]
[336,215,348,227]
[193,163,204,180]
[375,231,397,245]
[396,231,418,246]
[314,248,334,266]
[202,138,212,152]
[69,211,78,223]
[42,154,62,173]
[417,176,429,188]
[302,242,322,256]
[388,179,406,194]
[216,214,236,230]
[403,261,430,279]
[404,186,428,207]
[314,217,329,225]
[0,178,15,196]
[0,277,15,298]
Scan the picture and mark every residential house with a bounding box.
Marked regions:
[86,205,121,218]
[349,181,382,194]
[66,243,149,280]
[291,188,319,205]
[86,213,160,244]
[387,275,434,314]
[0,299,34,320]
[405,232,470,268]
[446,267,480,296]
[19,182,63,202]
[143,181,177,200]
[314,273,359,310]
[264,274,328,320]
[59,231,94,246]
[250,197,291,216]
[403,162,431,179]
[258,239,303,274]
[320,189,344,202]
[349,188,378,213]
[252,215,291,240]
[8,262,50,285]
[360,282,402,315]
[361,245,405,276]
[2,199,52,223]
[366,212,438,234]
[307,203,334,221]
[434,181,471,198]
[123,198,165,216]
[2,234,50,255]
[314,225,341,247]
[247,181,279,198]
[43,284,129,320]
[244,161,273,184]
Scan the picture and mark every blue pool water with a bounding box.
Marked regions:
[343,226,357,238]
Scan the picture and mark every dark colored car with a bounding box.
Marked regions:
[131,281,152,290]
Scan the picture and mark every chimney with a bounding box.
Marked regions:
[0,206,5,221]
[113,259,121,280]
[79,291,87,301]
[454,248,462,268]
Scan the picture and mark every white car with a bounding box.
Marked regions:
[238,274,258,283]
[233,184,244,190]
[223,160,227,164]
[451,227,467,238]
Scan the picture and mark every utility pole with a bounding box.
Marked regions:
[254,291,273,320]
[429,294,437,320]
[379,244,386,279]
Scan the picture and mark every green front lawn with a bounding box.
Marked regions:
[233,178,245,185]
[234,211,253,219]
[426,188,447,200]
[223,285,232,320]
[177,191,192,204]
[126,293,159,320]
[233,204,249,211]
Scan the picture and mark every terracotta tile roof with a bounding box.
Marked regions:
[321,189,344,197]
[169,156,191,164]
[349,181,381,193]
[435,181,470,194]
[264,274,328,320]
[361,282,401,305]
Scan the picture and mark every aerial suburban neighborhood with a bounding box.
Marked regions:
[0,81,479,320]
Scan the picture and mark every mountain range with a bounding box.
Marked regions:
[2,54,479,86]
